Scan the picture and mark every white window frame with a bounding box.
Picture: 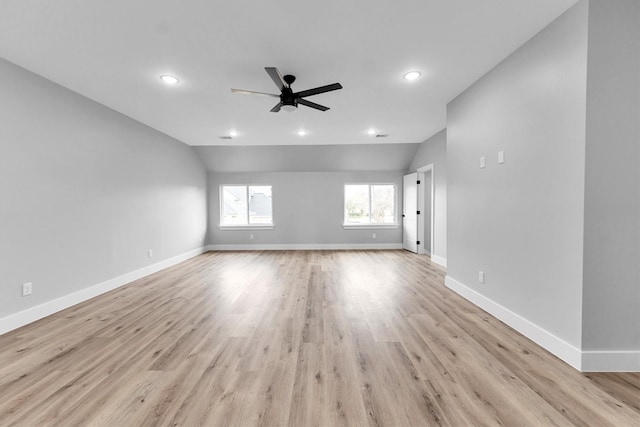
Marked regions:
[219,184,274,230]
[343,183,399,229]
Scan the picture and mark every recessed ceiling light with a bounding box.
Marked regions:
[229,130,238,137]
[367,128,377,135]
[160,74,180,85]
[298,130,307,136]
[403,71,421,81]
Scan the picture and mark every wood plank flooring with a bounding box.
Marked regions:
[0,250,639,426]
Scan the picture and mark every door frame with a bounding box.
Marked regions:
[416,163,434,256]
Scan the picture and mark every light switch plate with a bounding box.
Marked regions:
[498,150,505,164]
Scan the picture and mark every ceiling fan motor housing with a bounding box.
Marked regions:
[280,87,298,109]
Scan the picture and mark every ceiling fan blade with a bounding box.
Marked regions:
[298,98,330,111]
[231,89,279,97]
[265,67,286,91]
[270,102,283,112]
[295,82,343,98]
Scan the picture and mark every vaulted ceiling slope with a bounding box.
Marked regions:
[0,0,578,146]
[194,143,420,173]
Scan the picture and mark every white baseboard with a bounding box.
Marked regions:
[581,351,640,372]
[445,275,583,371]
[445,276,640,372]
[0,246,207,336]
[431,254,447,268]
[206,243,404,251]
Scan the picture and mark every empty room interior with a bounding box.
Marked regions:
[1,0,639,425]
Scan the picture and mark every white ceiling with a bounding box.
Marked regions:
[0,0,578,146]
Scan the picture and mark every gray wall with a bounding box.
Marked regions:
[408,129,447,263]
[194,143,419,173]
[446,2,589,347]
[0,58,208,319]
[582,0,640,351]
[208,171,403,246]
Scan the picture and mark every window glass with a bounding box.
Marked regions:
[222,185,248,225]
[344,184,395,225]
[371,185,395,223]
[344,184,369,224]
[221,185,272,225]
[248,186,272,224]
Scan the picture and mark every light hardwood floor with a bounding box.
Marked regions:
[0,250,639,426]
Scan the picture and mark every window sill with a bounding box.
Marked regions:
[343,224,399,230]
[219,225,275,231]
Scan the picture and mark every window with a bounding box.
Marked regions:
[220,185,273,227]
[344,184,396,226]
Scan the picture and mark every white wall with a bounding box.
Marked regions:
[446,0,588,352]
[0,58,208,329]
[208,171,403,248]
[408,129,447,265]
[581,0,640,353]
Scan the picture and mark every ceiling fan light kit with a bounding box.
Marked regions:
[231,67,342,113]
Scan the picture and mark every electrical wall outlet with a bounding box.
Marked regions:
[478,271,485,284]
[498,150,505,164]
[372,233,377,239]
[148,250,153,258]
[480,156,486,168]
[250,234,254,240]
[22,282,32,297]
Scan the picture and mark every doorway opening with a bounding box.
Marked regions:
[403,164,434,256]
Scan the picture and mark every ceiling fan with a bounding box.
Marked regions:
[231,67,343,112]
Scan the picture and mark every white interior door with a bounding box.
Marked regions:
[403,173,418,253]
